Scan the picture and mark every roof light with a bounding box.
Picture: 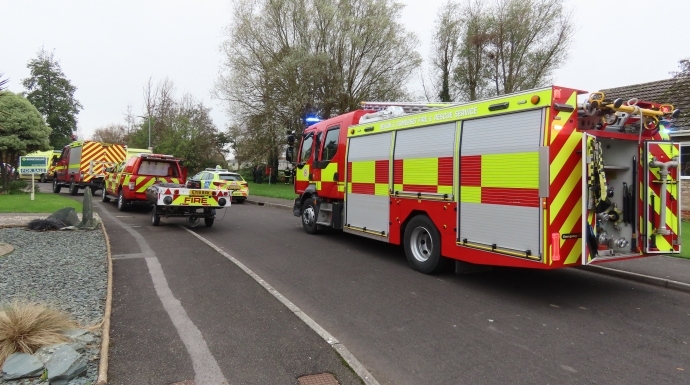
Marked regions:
[305,115,321,124]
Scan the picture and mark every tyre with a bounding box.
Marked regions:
[151,205,160,226]
[403,215,447,274]
[101,185,110,202]
[52,178,61,194]
[204,217,214,227]
[301,199,320,234]
[117,190,129,211]
[69,181,79,196]
[40,174,47,183]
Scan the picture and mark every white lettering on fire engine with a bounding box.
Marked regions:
[455,107,478,118]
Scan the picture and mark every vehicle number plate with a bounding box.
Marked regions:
[190,190,209,196]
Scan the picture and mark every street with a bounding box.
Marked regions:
[49,184,690,385]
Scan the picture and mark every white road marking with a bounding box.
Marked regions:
[181,226,380,385]
[98,206,228,385]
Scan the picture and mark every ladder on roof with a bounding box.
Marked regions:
[360,101,458,114]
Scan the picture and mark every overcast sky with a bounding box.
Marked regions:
[2,0,689,140]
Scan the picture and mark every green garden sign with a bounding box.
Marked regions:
[19,156,48,174]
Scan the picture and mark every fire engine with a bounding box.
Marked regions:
[290,86,681,273]
[52,141,126,195]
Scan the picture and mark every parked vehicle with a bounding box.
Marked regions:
[187,167,248,203]
[52,141,126,195]
[18,150,61,182]
[146,182,230,227]
[101,153,186,211]
[290,86,681,273]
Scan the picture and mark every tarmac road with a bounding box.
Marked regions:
[49,184,690,385]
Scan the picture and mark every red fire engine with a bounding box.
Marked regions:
[291,86,681,273]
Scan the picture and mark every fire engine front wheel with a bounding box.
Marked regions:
[52,179,61,194]
[69,181,79,196]
[301,200,321,234]
[404,215,447,274]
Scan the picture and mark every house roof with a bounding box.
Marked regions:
[599,77,689,130]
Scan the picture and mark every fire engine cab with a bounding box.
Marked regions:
[291,86,681,273]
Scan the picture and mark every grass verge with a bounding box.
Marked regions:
[0,302,77,365]
[0,193,82,213]
[248,183,297,201]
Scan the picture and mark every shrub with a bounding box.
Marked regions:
[27,218,66,231]
[0,180,39,195]
[0,302,77,365]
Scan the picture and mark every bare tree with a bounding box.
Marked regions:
[216,0,422,170]
[92,124,127,144]
[430,0,572,102]
[430,1,464,102]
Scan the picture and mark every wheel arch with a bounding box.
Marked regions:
[400,210,437,245]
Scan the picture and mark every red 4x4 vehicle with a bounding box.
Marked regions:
[101,153,187,210]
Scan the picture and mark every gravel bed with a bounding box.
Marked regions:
[0,227,107,385]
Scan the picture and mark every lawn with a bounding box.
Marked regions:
[0,193,82,213]
[249,183,297,201]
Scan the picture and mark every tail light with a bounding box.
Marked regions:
[551,233,560,262]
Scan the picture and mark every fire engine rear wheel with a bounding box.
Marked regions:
[101,185,110,202]
[69,181,79,196]
[117,190,129,211]
[52,178,61,194]
[151,205,160,226]
[301,200,320,234]
[404,215,447,274]
[204,217,214,227]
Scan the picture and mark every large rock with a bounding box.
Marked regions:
[45,345,87,385]
[1,352,44,380]
[47,208,80,227]
[35,342,86,364]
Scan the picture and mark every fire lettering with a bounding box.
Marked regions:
[183,197,208,204]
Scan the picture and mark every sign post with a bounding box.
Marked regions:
[19,156,48,201]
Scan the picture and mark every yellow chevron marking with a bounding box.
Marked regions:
[549,92,578,145]
[460,186,481,203]
[482,152,538,188]
[559,197,582,246]
[550,133,581,184]
[351,161,376,184]
[403,158,437,185]
[564,239,582,265]
[649,190,678,234]
[550,164,581,223]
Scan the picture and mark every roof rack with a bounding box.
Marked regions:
[360,101,458,114]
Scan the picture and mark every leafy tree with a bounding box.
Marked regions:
[430,0,572,101]
[0,91,51,191]
[216,0,421,170]
[22,48,83,149]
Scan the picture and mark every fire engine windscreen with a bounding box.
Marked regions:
[139,161,178,177]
